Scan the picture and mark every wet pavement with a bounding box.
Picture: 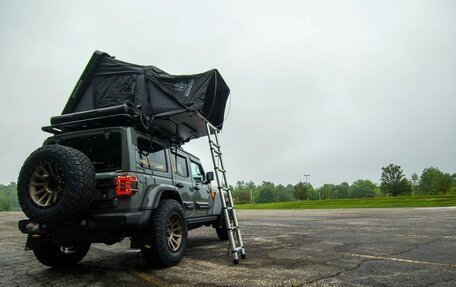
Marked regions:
[0,207,455,286]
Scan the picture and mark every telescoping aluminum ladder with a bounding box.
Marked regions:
[205,122,246,264]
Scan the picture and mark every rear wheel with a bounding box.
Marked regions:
[33,241,91,267]
[141,199,188,268]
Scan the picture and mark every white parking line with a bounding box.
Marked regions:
[413,206,456,210]
[348,253,456,268]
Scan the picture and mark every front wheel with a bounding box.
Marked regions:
[33,241,91,267]
[141,199,188,268]
[215,215,229,240]
[216,225,229,240]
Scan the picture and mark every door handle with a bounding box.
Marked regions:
[193,185,200,191]
[175,183,184,188]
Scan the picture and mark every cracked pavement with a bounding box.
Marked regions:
[1,207,455,286]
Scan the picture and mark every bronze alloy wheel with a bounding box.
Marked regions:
[18,145,95,224]
[166,214,183,252]
[29,161,64,208]
[140,199,188,267]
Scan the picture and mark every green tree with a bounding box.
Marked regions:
[286,184,296,200]
[244,181,258,203]
[293,182,313,201]
[317,184,336,200]
[257,188,275,203]
[419,167,452,195]
[275,184,293,202]
[334,182,350,199]
[307,186,319,200]
[380,164,411,196]
[257,181,276,203]
[451,173,456,193]
[232,181,251,203]
[349,180,377,198]
[411,173,419,195]
[232,181,259,203]
[0,182,18,211]
[0,192,11,211]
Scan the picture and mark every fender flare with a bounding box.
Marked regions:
[140,184,184,210]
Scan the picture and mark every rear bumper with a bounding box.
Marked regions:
[18,210,151,235]
[87,211,150,229]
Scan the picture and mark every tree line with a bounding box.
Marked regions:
[0,165,455,210]
[232,165,456,203]
[0,182,19,211]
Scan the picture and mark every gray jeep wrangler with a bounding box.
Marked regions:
[17,51,234,268]
[18,126,228,268]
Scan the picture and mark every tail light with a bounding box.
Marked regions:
[115,175,139,197]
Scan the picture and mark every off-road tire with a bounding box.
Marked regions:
[17,145,95,224]
[33,241,91,267]
[215,215,229,240]
[216,225,229,240]
[141,199,188,268]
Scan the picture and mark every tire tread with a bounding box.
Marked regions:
[17,145,96,224]
[141,199,187,268]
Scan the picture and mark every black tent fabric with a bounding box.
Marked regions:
[61,51,230,130]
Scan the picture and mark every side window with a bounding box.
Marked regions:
[171,153,189,177]
[137,138,167,173]
[190,161,205,183]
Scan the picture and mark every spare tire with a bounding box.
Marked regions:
[17,145,96,224]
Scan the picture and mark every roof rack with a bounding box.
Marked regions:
[42,103,142,134]
[42,103,216,146]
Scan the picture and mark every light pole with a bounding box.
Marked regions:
[303,174,310,201]
[303,174,310,184]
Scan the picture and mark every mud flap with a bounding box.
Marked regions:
[25,234,42,251]
[130,231,151,249]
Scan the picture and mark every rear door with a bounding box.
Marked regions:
[170,151,195,217]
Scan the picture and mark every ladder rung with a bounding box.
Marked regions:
[212,148,222,155]
[227,225,239,230]
[224,206,234,210]
[231,246,243,253]
[210,141,220,148]
[220,187,230,191]
[215,167,226,173]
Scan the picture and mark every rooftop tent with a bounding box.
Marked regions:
[50,51,230,144]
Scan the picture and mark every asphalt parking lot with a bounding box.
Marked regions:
[1,208,455,286]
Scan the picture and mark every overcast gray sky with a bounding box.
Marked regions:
[0,0,455,187]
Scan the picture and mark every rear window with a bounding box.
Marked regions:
[48,132,122,172]
[137,138,168,173]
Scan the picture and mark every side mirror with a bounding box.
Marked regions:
[206,171,214,183]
